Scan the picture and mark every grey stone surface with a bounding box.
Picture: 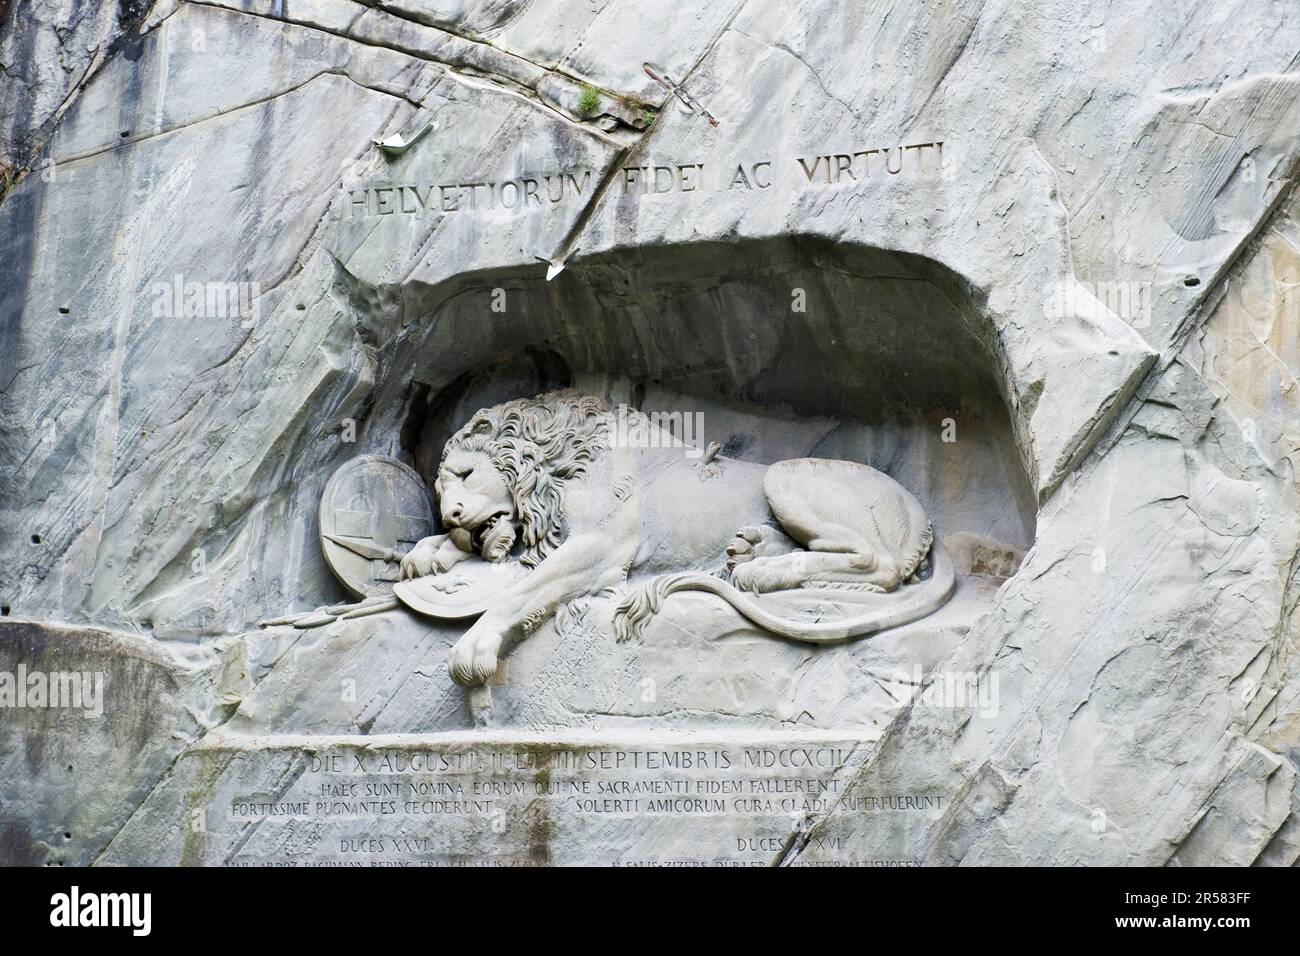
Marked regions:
[0,0,1297,865]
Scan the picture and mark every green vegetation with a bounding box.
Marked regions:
[577,84,601,117]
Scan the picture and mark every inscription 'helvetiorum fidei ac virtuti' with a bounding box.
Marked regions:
[339,140,947,218]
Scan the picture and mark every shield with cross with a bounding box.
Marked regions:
[319,455,436,598]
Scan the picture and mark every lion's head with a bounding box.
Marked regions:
[437,391,611,567]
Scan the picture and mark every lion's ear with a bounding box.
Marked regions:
[472,419,491,434]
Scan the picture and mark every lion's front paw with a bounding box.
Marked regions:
[449,634,478,685]
[449,632,501,686]
[401,535,469,579]
[470,635,502,684]
[400,537,441,580]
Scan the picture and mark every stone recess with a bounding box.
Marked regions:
[0,0,1297,866]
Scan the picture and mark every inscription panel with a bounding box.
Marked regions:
[147,732,946,867]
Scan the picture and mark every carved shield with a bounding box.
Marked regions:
[393,559,531,620]
[319,455,435,598]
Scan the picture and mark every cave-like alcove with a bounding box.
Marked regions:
[370,236,1036,574]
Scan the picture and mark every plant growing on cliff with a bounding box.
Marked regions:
[577,84,601,117]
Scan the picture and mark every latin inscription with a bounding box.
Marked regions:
[338,140,949,218]
[343,169,595,218]
[204,739,944,866]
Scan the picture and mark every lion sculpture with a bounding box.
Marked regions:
[397,391,954,686]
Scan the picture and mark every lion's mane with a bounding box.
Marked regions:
[440,391,611,567]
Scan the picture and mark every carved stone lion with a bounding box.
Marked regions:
[398,391,954,686]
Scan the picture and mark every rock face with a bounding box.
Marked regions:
[0,0,1297,867]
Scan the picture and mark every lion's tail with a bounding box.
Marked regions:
[613,543,955,645]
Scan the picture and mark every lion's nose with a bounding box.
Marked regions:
[447,505,463,523]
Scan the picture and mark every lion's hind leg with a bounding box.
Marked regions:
[729,547,898,594]
[756,458,907,593]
